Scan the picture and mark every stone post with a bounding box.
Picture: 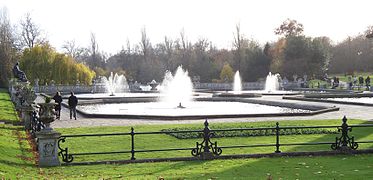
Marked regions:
[36,101,60,167]
[20,106,34,130]
[34,79,39,93]
[36,129,61,167]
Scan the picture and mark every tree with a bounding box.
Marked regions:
[233,23,245,72]
[365,25,373,38]
[62,40,85,59]
[140,27,151,61]
[0,8,19,87]
[19,13,44,49]
[274,35,331,79]
[20,44,95,85]
[220,63,234,82]
[274,18,304,37]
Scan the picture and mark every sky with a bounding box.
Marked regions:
[1,0,372,54]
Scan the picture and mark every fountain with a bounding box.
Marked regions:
[265,72,281,92]
[233,71,242,93]
[101,72,129,96]
[214,72,299,97]
[75,66,336,119]
[159,66,193,108]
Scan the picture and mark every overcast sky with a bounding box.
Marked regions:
[1,0,372,54]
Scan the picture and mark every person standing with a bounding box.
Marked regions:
[68,91,78,120]
[366,76,371,90]
[52,91,63,120]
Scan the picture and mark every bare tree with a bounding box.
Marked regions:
[62,40,84,59]
[140,27,151,61]
[179,29,190,51]
[233,23,245,72]
[164,36,174,70]
[194,38,209,52]
[20,13,44,49]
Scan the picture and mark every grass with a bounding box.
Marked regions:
[1,88,373,179]
[0,88,19,123]
[0,124,40,179]
[308,72,373,89]
[55,119,373,162]
[41,155,373,179]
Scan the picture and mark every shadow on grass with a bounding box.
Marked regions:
[0,125,23,130]
[0,159,34,167]
[180,118,373,179]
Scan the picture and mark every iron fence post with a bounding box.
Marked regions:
[191,119,222,158]
[331,116,359,150]
[130,127,136,160]
[341,116,349,147]
[275,122,281,153]
[203,120,210,153]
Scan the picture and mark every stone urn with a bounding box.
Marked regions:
[38,102,56,129]
[21,85,37,106]
[149,80,158,91]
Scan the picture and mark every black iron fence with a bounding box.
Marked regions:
[57,116,373,164]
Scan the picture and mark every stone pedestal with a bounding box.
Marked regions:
[200,152,214,160]
[20,106,34,130]
[36,129,61,167]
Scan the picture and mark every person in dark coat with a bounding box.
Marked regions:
[68,91,78,120]
[52,91,63,120]
[366,76,371,90]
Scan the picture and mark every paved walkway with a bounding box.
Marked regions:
[36,95,373,129]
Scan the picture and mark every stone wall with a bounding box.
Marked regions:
[35,81,301,94]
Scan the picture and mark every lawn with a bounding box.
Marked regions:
[55,119,373,162]
[0,88,19,123]
[1,88,373,179]
[0,124,40,179]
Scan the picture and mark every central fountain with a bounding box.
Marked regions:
[159,66,193,108]
[76,66,336,119]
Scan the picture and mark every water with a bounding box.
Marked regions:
[78,101,311,116]
[233,71,242,93]
[265,72,280,92]
[159,66,193,107]
[101,72,129,96]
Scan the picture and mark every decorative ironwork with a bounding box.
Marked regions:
[191,120,222,157]
[58,137,74,163]
[50,117,373,164]
[331,116,359,150]
[30,110,45,137]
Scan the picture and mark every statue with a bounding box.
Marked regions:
[13,62,28,82]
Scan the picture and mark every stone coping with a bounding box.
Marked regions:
[284,94,373,106]
[68,97,339,120]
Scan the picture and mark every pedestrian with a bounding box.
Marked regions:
[366,76,371,90]
[68,91,78,120]
[52,91,63,120]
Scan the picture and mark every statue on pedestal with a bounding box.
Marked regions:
[13,62,28,82]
